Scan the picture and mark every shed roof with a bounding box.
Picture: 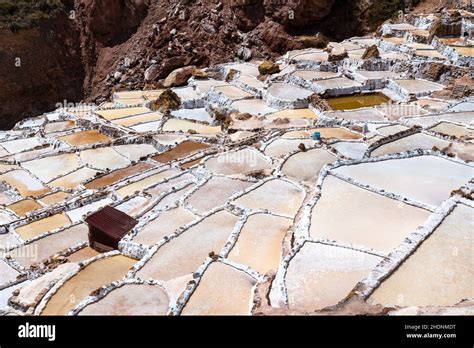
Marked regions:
[85,206,138,240]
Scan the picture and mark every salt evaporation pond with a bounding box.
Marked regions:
[370,133,451,157]
[309,176,431,253]
[233,179,305,217]
[334,155,473,206]
[182,262,256,315]
[132,207,197,246]
[369,204,473,307]
[80,147,131,171]
[285,242,382,310]
[15,213,71,240]
[20,154,80,183]
[264,139,316,158]
[204,148,271,176]
[228,213,292,274]
[137,211,239,282]
[41,255,137,315]
[281,148,335,185]
[13,224,88,267]
[326,93,390,110]
[79,284,170,315]
[59,130,111,146]
[186,176,252,213]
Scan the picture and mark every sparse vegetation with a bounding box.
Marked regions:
[0,0,64,31]
[368,0,405,30]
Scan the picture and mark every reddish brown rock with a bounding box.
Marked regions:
[326,42,348,61]
[361,45,380,59]
[258,60,280,75]
[163,65,196,88]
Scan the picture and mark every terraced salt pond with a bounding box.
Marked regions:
[7,199,42,216]
[326,108,385,122]
[132,207,197,245]
[112,112,162,127]
[291,50,328,62]
[267,83,313,104]
[1,10,473,317]
[116,169,180,198]
[49,167,101,189]
[285,242,382,310]
[204,148,271,176]
[452,46,474,57]
[59,130,111,146]
[39,191,71,205]
[393,79,445,96]
[13,224,88,268]
[186,177,252,213]
[41,255,137,315]
[282,127,363,140]
[95,107,150,121]
[113,144,157,162]
[79,284,170,315]
[153,141,210,163]
[44,120,75,134]
[370,133,451,157]
[334,155,473,206]
[0,170,50,197]
[403,111,474,128]
[80,147,131,171]
[0,260,18,284]
[369,203,473,307]
[66,246,100,263]
[326,93,390,110]
[20,154,80,182]
[15,213,71,241]
[182,262,256,315]
[330,141,368,159]
[314,77,362,92]
[0,138,42,154]
[233,179,305,217]
[429,122,473,139]
[291,70,339,80]
[228,214,292,274]
[231,99,277,116]
[137,210,239,282]
[214,85,253,101]
[265,109,317,121]
[264,139,316,158]
[161,119,221,135]
[85,162,154,190]
[171,108,213,123]
[281,148,335,185]
[309,176,431,253]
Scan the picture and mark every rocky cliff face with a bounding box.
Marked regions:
[0,0,442,129]
[0,5,84,130]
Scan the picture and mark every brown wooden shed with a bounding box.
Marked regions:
[85,206,138,253]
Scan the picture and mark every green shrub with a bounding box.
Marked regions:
[0,0,64,31]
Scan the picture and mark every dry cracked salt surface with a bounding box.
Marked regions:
[0,9,473,316]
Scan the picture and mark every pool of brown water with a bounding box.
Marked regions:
[326,93,390,110]
[153,141,210,163]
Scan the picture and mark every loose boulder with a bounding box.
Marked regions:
[258,60,280,75]
[361,45,380,60]
[326,42,348,61]
[163,65,196,88]
[150,89,181,112]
